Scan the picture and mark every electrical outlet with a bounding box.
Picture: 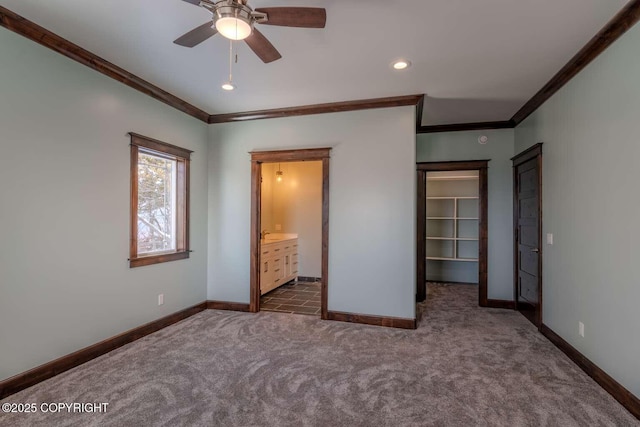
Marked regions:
[578,321,584,337]
[158,294,164,306]
[546,233,553,245]
[275,224,282,231]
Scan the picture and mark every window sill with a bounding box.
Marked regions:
[129,251,190,268]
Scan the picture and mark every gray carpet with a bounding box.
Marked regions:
[1,283,637,426]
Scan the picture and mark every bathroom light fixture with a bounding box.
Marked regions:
[392,59,411,70]
[276,163,284,182]
[215,4,253,41]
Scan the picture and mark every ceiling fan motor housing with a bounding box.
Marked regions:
[176,0,325,62]
[201,0,268,29]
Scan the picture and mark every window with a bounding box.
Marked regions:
[129,133,191,268]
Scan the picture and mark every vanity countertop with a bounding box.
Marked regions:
[260,233,298,244]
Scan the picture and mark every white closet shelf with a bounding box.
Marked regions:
[427,217,479,220]
[425,175,480,266]
[427,176,478,181]
[426,196,479,200]
[426,257,479,262]
[427,237,479,241]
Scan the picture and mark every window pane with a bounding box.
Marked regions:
[137,152,177,255]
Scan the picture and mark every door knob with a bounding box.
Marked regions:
[531,248,539,253]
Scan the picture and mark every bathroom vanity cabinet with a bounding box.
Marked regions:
[260,237,299,295]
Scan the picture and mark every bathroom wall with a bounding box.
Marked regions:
[261,163,275,235]
[261,161,323,278]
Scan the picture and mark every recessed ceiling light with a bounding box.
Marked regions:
[392,59,411,70]
[221,82,236,91]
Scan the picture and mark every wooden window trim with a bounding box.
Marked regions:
[129,133,192,268]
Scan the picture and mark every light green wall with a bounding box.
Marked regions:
[208,107,417,319]
[514,22,640,397]
[0,28,209,380]
[417,129,514,300]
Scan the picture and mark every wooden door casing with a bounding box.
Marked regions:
[416,160,489,307]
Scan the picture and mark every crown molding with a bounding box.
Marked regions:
[510,0,640,125]
[0,6,422,127]
[208,94,424,124]
[417,120,515,134]
[0,6,210,123]
[3,1,639,131]
[417,1,640,134]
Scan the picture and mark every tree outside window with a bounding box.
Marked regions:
[129,133,191,268]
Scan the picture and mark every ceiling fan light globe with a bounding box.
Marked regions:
[221,82,236,91]
[216,17,252,40]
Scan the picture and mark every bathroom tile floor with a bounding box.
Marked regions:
[260,280,321,316]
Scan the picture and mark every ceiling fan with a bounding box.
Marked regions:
[174,0,327,63]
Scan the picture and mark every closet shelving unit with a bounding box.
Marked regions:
[426,173,479,263]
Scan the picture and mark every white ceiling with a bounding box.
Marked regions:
[0,0,629,125]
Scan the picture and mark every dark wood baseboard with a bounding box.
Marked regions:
[540,324,640,419]
[207,300,251,312]
[0,302,207,400]
[484,299,516,309]
[0,301,418,400]
[326,310,416,330]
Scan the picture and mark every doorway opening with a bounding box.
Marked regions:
[512,144,543,327]
[416,161,489,306]
[249,148,331,319]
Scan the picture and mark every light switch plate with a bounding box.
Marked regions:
[546,233,553,245]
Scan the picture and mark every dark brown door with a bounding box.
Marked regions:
[513,144,542,327]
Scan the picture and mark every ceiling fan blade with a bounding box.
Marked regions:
[181,0,201,5]
[254,7,326,28]
[173,22,217,47]
[245,28,282,63]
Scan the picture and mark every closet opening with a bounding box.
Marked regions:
[416,161,489,307]
[249,149,331,318]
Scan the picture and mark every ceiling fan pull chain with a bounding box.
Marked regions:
[228,38,233,83]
